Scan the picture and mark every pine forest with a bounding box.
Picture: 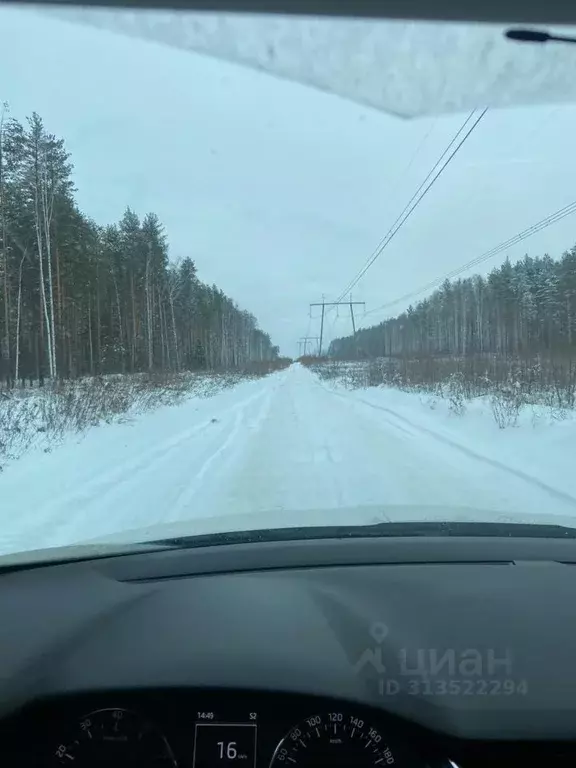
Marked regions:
[0,111,278,388]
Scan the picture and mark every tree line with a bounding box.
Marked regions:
[0,110,278,386]
[329,247,576,361]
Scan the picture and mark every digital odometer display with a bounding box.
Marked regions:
[193,723,257,768]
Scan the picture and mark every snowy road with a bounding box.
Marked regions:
[2,363,576,556]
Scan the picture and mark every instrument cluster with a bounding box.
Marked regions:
[3,690,458,768]
[9,688,576,767]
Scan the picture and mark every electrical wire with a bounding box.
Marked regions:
[336,108,487,301]
[331,108,488,307]
[364,198,576,319]
[370,115,439,234]
[399,116,439,182]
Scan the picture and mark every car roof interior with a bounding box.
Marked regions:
[1,0,576,26]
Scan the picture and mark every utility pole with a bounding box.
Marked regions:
[349,294,358,357]
[310,298,365,357]
[299,336,320,356]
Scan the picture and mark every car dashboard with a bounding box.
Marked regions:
[5,688,576,768]
[5,689,454,768]
[3,534,576,767]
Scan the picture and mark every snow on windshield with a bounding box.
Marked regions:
[43,8,576,118]
[1,8,576,557]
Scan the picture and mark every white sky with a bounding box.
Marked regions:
[2,7,576,356]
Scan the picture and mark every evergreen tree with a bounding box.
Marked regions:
[0,112,277,386]
[329,248,576,362]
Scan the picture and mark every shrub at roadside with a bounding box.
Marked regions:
[0,367,281,466]
[306,355,576,429]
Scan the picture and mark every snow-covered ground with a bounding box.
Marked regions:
[0,372,246,464]
[2,363,576,558]
[330,383,576,512]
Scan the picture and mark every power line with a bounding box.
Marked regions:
[332,108,488,306]
[335,108,487,302]
[364,198,576,319]
[368,116,439,237]
[398,116,438,183]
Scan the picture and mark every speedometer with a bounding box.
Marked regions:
[269,711,452,768]
[51,708,177,768]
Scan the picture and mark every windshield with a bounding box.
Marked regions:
[1,6,576,558]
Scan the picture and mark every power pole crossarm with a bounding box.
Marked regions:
[299,336,320,356]
[310,300,365,357]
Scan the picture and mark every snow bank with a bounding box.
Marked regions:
[320,376,576,509]
[0,371,254,469]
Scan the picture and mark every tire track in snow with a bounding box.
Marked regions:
[29,387,270,543]
[167,380,276,521]
[318,380,576,511]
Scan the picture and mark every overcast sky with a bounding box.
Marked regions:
[2,7,576,355]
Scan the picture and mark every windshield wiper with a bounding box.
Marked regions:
[152,520,576,549]
[506,28,576,45]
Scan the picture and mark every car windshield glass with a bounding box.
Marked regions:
[1,6,576,558]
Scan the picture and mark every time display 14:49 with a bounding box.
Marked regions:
[193,714,257,768]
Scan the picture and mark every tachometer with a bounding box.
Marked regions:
[51,707,177,768]
[269,711,449,768]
